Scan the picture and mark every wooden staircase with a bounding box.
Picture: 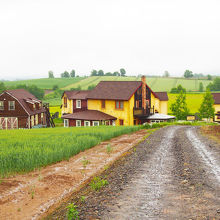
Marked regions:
[43,103,55,128]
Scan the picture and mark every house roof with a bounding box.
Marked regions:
[86,81,142,100]
[154,92,169,101]
[63,90,90,100]
[61,110,117,120]
[2,89,45,115]
[212,93,220,104]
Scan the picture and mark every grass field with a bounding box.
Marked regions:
[4,77,83,89]
[63,76,212,92]
[168,93,204,114]
[0,126,140,177]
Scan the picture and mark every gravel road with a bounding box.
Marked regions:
[49,126,220,219]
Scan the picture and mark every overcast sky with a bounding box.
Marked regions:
[0,0,220,80]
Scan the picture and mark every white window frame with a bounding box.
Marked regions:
[8,101,15,110]
[0,101,4,110]
[76,100,81,109]
[84,121,90,127]
[76,120,81,127]
[112,121,116,126]
[92,121,99,126]
[64,119,69,127]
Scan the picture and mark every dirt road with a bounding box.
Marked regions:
[52,126,220,219]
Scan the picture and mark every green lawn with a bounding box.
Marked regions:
[0,126,140,177]
[4,77,84,89]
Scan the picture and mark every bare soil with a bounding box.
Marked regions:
[0,129,147,220]
[48,126,220,219]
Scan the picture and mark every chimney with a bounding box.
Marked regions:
[141,75,146,110]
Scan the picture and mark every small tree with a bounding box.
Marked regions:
[70,70,75,78]
[61,71,70,78]
[199,88,215,121]
[48,71,54,78]
[98,70,104,76]
[171,91,189,120]
[207,74,212,80]
[199,82,204,92]
[120,68,126,77]
[164,71,170,77]
[91,70,98,76]
[184,70,193,78]
[113,71,120,76]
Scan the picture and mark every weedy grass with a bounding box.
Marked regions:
[66,203,79,220]
[0,126,140,178]
[89,176,109,191]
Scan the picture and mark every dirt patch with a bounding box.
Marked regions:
[0,129,148,220]
[201,125,220,143]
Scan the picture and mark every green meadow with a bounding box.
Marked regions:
[4,77,83,89]
[0,126,140,177]
[168,93,204,114]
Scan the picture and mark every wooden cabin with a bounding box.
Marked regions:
[61,76,169,127]
[0,89,50,129]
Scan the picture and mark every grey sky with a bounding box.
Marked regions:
[0,0,220,80]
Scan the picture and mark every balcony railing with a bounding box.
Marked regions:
[133,107,154,117]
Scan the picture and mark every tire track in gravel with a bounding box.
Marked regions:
[103,126,180,219]
[186,127,220,184]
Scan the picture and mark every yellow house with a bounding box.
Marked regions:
[212,93,220,122]
[61,76,169,126]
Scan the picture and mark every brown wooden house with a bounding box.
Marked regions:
[0,89,47,129]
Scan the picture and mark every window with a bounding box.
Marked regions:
[112,120,116,126]
[0,101,4,110]
[115,101,124,109]
[35,114,38,125]
[64,97,67,108]
[84,121,90,126]
[8,101,15,110]
[92,121,99,126]
[101,100,105,108]
[119,119,124,126]
[41,113,44,124]
[33,104,36,110]
[76,100,81,108]
[76,120,81,127]
[64,119,69,127]
[31,115,35,126]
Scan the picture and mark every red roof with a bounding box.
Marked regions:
[62,110,117,120]
[87,81,142,100]
[154,92,168,101]
[63,90,90,100]
[212,93,220,104]
[2,89,45,115]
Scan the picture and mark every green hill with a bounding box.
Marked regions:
[3,77,83,90]
[63,76,212,92]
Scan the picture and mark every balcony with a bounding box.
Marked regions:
[133,107,154,118]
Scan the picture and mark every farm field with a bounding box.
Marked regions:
[0,126,140,177]
[3,77,83,89]
[63,76,212,92]
[168,93,204,114]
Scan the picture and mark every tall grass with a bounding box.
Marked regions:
[0,126,140,177]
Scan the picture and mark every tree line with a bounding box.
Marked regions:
[48,68,127,78]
